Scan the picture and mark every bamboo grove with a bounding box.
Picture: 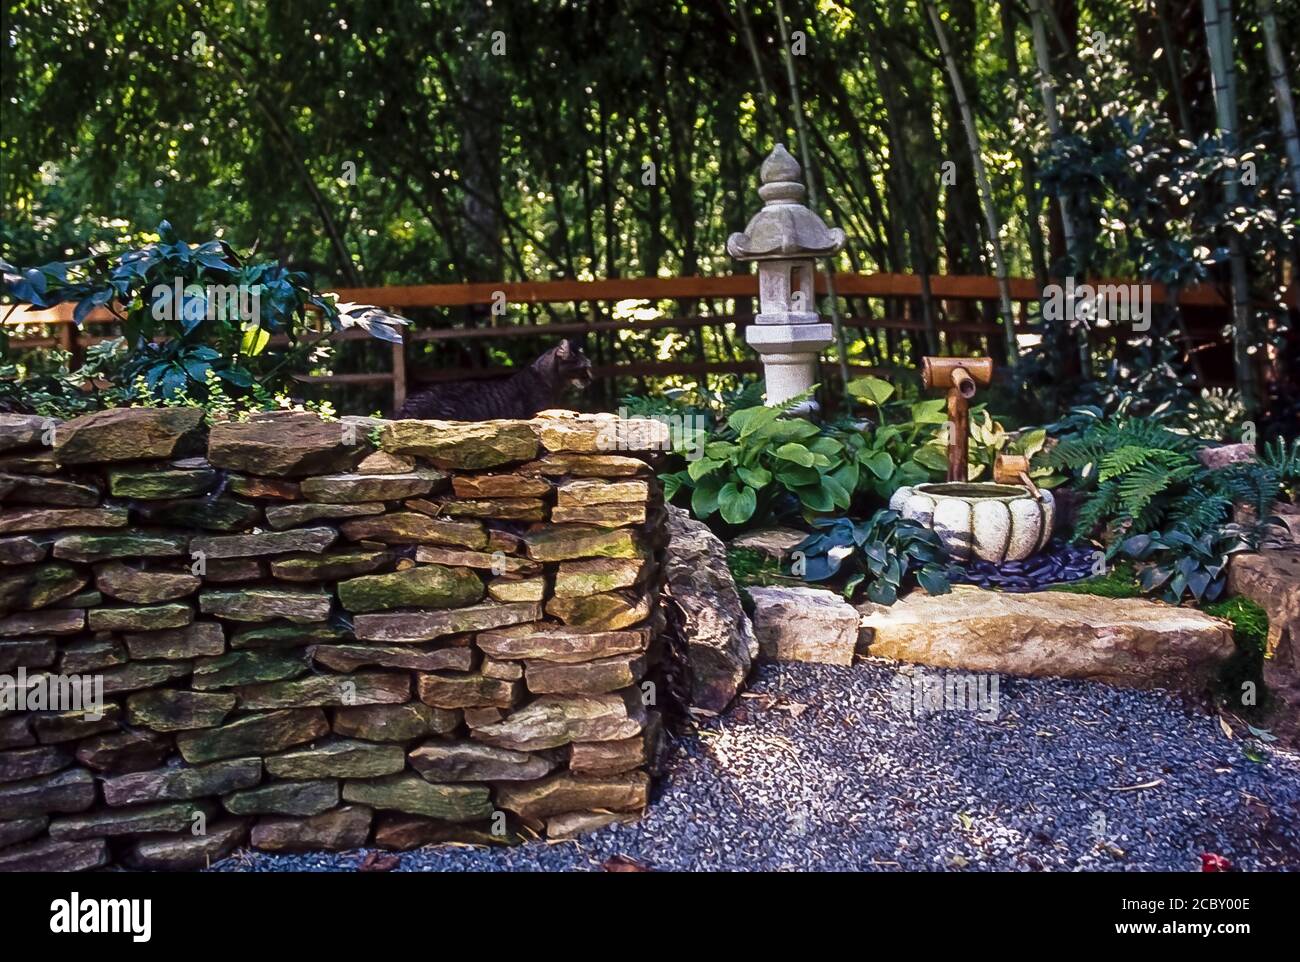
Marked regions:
[1,0,1297,430]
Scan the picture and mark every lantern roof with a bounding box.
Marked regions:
[727,144,845,261]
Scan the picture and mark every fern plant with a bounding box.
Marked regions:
[1047,417,1203,540]
[1260,437,1300,501]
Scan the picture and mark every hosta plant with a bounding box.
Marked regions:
[1119,526,1253,605]
[663,392,854,526]
[792,509,953,605]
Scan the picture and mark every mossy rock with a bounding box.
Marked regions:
[108,466,217,499]
[337,565,484,613]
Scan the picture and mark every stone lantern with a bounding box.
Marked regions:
[728,144,845,416]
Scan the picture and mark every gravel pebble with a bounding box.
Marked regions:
[210,660,1300,872]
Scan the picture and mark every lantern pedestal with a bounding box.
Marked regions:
[745,322,834,415]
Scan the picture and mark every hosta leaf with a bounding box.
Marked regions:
[822,472,852,510]
[866,579,898,605]
[690,479,722,519]
[796,483,834,512]
[776,465,821,487]
[913,445,950,472]
[863,450,895,480]
[847,375,895,406]
[687,457,724,481]
[916,564,952,595]
[773,443,815,466]
[718,483,757,525]
[910,399,949,424]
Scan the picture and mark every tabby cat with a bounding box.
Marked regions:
[398,340,594,420]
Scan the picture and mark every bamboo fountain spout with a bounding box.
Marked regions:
[920,356,993,482]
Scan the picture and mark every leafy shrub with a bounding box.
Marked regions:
[840,375,1063,496]
[792,509,952,605]
[665,395,852,526]
[1119,526,1253,604]
[0,338,132,417]
[830,375,943,499]
[1,221,405,405]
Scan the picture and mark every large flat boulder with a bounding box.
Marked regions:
[858,585,1235,689]
[662,505,757,713]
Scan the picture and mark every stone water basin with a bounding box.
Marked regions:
[888,481,1055,564]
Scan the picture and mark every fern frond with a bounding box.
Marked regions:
[1117,461,1177,516]
[1074,480,1119,538]
[1098,445,1150,482]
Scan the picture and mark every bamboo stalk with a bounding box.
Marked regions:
[1201,0,1257,414]
[774,0,853,407]
[1155,0,1194,135]
[1027,0,1091,375]
[924,1,1019,370]
[1258,0,1300,200]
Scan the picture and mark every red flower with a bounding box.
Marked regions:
[1200,853,1231,873]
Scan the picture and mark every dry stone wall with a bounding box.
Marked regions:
[0,408,671,870]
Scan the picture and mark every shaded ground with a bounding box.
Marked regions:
[211,660,1300,872]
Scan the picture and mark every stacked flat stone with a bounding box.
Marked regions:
[0,407,669,870]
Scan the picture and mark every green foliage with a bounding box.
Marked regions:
[1049,412,1293,553]
[792,509,952,605]
[1205,597,1269,655]
[842,376,1064,493]
[1047,416,1204,539]
[1260,437,1300,500]
[922,411,1064,488]
[1119,526,1252,605]
[0,338,132,418]
[1,221,405,406]
[834,375,944,498]
[664,390,855,527]
[139,368,337,427]
[725,547,794,589]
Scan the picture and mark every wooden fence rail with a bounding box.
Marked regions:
[2,272,1263,414]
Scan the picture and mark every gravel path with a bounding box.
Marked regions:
[211,660,1300,872]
